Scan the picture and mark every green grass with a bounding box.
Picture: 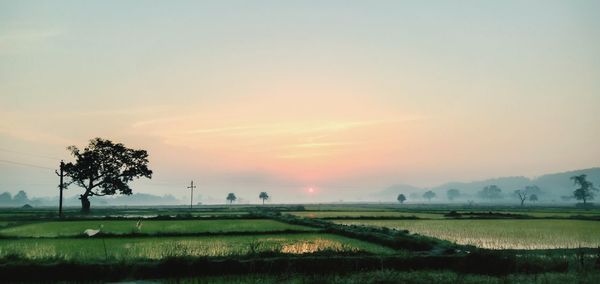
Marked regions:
[0,233,396,261]
[512,211,600,218]
[453,209,600,218]
[0,208,251,221]
[288,211,444,219]
[334,219,600,249]
[0,219,316,237]
[302,205,397,211]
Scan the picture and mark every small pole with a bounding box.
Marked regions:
[187,180,197,209]
[55,160,65,218]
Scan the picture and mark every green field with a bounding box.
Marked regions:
[451,209,600,218]
[289,211,444,219]
[290,208,600,220]
[0,209,251,220]
[1,205,599,282]
[0,233,396,260]
[334,219,600,249]
[0,219,315,237]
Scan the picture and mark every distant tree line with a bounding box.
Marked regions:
[0,190,31,206]
[393,174,597,206]
[224,192,272,205]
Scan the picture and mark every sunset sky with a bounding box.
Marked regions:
[1,1,599,202]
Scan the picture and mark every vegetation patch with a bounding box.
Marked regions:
[0,219,316,238]
[0,233,396,261]
[334,219,600,249]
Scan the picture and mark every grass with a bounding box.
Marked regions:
[0,233,396,261]
[1,205,599,281]
[0,219,316,237]
[288,211,444,219]
[452,209,600,218]
[334,219,600,249]
[0,208,251,221]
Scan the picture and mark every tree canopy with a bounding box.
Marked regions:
[423,190,436,201]
[529,194,538,202]
[226,193,237,204]
[63,138,152,212]
[571,174,597,205]
[446,189,460,201]
[478,185,502,200]
[259,192,269,205]
[397,193,406,204]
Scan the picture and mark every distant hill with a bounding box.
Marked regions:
[374,167,600,202]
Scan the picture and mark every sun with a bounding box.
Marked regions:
[308,187,315,193]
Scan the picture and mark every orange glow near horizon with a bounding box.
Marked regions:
[128,92,426,184]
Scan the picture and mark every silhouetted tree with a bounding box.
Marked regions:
[529,194,538,203]
[446,189,460,201]
[478,185,502,200]
[226,193,237,204]
[259,192,269,205]
[13,190,29,205]
[571,174,598,205]
[63,138,152,213]
[397,194,406,204]
[514,189,528,207]
[423,191,436,202]
[514,185,540,206]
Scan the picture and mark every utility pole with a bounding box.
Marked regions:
[187,180,196,209]
[55,160,65,218]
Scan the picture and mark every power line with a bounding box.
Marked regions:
[0,159,55,170]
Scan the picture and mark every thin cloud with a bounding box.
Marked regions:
[284,142,358,149]
[185,120,398,137]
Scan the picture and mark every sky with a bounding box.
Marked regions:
[1,0,599,203]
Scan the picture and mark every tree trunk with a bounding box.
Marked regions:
[80,195,91,213]
[262,199,265,205]
[520,199,525,206]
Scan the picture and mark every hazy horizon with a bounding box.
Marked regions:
[2,1,600,203]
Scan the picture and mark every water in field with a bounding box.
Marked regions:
[335,219,600,249]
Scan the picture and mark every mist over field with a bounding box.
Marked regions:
[1,167,598,206]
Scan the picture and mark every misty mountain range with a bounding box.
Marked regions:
[374,167,600,203]
[1,167,598,207]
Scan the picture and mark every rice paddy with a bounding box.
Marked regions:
[0,219,316,237]
[289,211,443,219]
[334,219,600,249]
[1,205,599,282]
[0,233,396,261]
